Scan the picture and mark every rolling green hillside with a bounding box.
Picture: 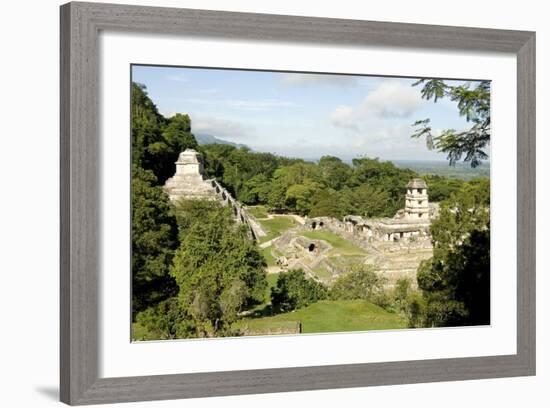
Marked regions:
[235,300,406,334]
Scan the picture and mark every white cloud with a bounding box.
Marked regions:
[191,116,254,140]
[280,73,358,87]
[330,79,424,130]
[330,105,359,130]
[251,126,439,160]
[225,99,296,110]
[182,98,296,111]
[165,73,188,83]
[365,80,423,118]
[338,123,443,160]
[251,120,444,161]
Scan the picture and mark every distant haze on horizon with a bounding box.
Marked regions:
[132,65,490,162]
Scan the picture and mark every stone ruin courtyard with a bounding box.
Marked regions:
[257,214,434,287]
[165,149,439,287]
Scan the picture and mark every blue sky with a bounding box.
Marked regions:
[132,65,487,161]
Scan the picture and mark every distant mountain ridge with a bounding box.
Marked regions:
[194,133,247,148]
[393,159,489,181]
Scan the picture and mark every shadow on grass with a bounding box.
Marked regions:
[246,304,277,319]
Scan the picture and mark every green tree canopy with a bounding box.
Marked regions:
[309,188,351,218]
[318,155,352,190]
[170,199,267,336]
[201,145,282,202]
[416,179,490,327]
[131,165,178,317]
[271,269,328,312]
[200,143,237,180]
[154,113,198,183]
[423,175,465,202]
[331,264,387,302]
[350,158,416,216]
[131,83,165,172]
[351,184,392,218]
[199,144,426,218]
[131,83,198,184]
[284,179,322,215]
[134,297,195,340]
[239,174,272,205]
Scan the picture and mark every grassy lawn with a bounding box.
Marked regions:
[246,273,279,315]
[236,300,406,334]
[301,231,367,256]
[258,216,297,243]
[260,246,278,267]
[311,265,334,281]
[264,273,279,303]
[247,205,269,219]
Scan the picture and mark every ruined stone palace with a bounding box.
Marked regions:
[163,149,266,240]
[164,149,436,285]
[342,178,438,243]
[302,178,438,284]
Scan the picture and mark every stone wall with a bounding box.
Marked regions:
[239,322,301,336]
[301,215,433,286]
[209,179,266,241]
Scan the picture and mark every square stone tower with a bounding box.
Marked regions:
[404,178,429,220]
[174,148,204,176]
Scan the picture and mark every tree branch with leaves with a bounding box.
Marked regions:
[411,79,491,167]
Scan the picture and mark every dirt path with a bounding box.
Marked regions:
[267,266,283,274]
[258,212,306,225]
[259,238,278,249]
[278,213,306,225]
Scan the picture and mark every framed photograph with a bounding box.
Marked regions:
[60,2,535,405]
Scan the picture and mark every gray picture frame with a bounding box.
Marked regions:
[60,2,536,405]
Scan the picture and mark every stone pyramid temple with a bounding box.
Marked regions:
[163,149,217,202]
